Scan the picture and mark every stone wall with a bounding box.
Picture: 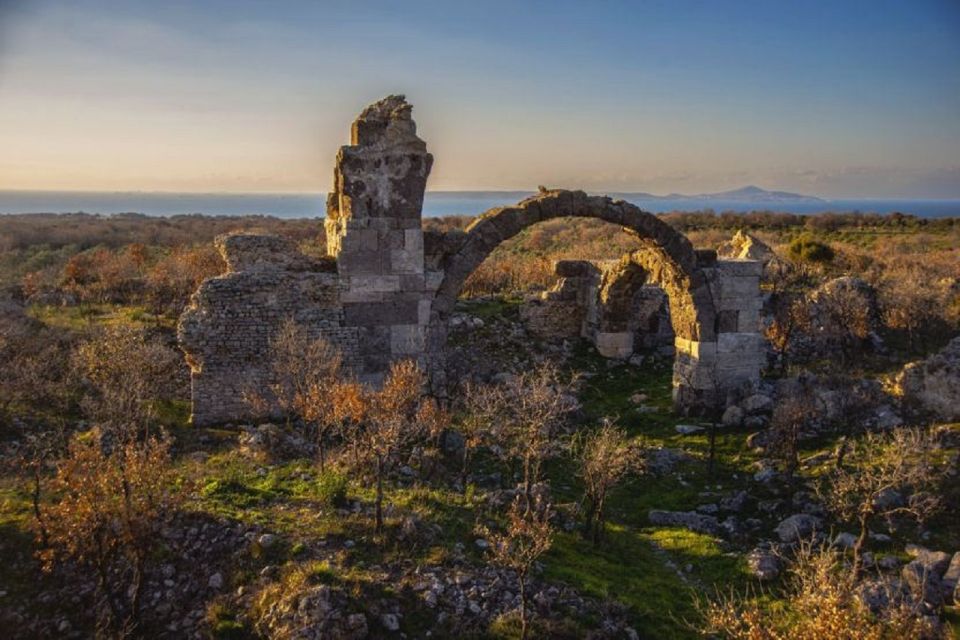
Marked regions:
[179,235,356,426]
[673,258,764,409]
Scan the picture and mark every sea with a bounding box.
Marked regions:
[1,190,958,219]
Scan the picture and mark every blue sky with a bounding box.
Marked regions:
[0,0,958,197]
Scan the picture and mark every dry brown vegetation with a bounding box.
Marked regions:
[698,542,943,640]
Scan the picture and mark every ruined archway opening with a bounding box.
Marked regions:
[436,216,684,390]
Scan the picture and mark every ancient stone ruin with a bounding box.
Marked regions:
[179,95,765,425]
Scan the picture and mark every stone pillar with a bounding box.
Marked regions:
[672,259,763,412]
[327,95,434,383]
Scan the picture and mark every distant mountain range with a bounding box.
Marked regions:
[608,185,826,204]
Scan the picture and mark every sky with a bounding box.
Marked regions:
[0,0,958,198]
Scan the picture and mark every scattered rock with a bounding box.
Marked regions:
[648,510,721,536]
[893,336,960,421]
[258,533,277,548]
[208,573,224,590]
[902,560,944,608]
[905,546,953,577]
[774,514,821,543]
[741,394,773,415]
[942,553,960,597]
[380,613,400,632]
[721,405,744,427]
[719,490,749,513]
[832,532,857,549]
[746,548,781,581]
[644,447,692,475]
[873,488,905,511]
[675,424,704,435]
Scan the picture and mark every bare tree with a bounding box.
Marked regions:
[355,360,427,535]
[767,379,820,480]
[295,340,344,471]
[879,268,941,354]
[479,494,554,640]
[763,293,810,375]
[575,420,644,545]
[457,380,503,490]
[488,365,577,511]
[818,428,947,574]
[264,318,341,429]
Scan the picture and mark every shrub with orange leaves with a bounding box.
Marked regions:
[39,433,184,635]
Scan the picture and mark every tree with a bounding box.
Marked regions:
[767,383,819,480]
[258,318,342,429]
[811,280,874,366]
[356,360,427,535]
[879,268,940,353]
[575,420,644,545]
[292,337,344,471]
[39,433,184,636]
[457,380,503,490]
[763,293,810,375]
[480,494,554,640]
[817,428,947,574]
[488,365,577,511]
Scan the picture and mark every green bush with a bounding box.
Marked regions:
[788,233,835,263]
[316,470,348,508]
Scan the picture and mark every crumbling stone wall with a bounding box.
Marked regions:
[179,95,765,423]
[520,260,600,340]
[179,234,356,426]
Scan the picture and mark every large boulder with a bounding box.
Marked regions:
[893,336,960,421]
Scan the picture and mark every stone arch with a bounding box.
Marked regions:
[432,189,716,343]
[428,189,733,412]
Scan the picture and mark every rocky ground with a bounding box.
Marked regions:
[1,296,958,638]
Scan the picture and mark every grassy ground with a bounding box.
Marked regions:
[27,302,176,330]
[2,301,958,638]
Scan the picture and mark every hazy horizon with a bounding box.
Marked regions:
[1,1,959,198]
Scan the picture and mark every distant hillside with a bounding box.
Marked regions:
[615,185,825,204]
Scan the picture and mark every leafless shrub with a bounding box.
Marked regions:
[465,364,577,508]
[479,493,554,640]
[574,420,645,545]
[71,325,181,436]
[817,428,949,573]
[353,360,429,535]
